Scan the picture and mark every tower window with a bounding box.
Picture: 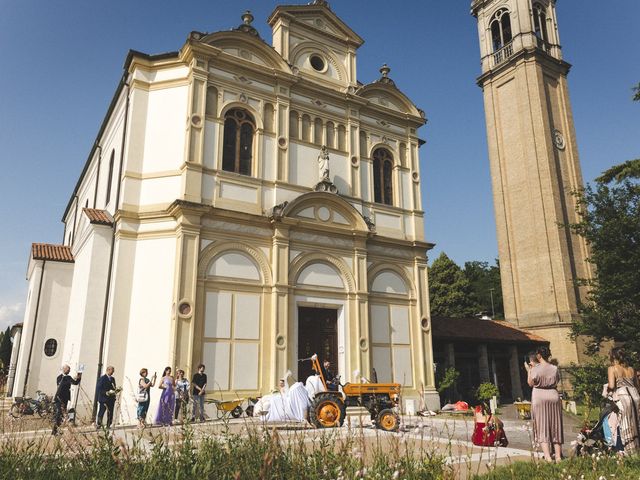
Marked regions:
[490,8,512,52]
[533,3,549,49]
[44,338,58,357]
[373,148,394,205]
[222,108,255,175]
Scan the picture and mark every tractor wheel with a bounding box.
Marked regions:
[245,405,254,417]
[376,409,400,432]
[310,394,345,428]
[231,406,243,418]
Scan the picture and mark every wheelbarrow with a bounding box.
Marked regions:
[206,398,245,419]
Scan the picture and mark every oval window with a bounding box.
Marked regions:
[309,54,325,72]
[44,338,58,357]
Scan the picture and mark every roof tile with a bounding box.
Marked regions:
[83,208,113,226]
[31,243,74,263]
[431,316,548,344]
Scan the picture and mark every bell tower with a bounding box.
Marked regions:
[471,0,591,366]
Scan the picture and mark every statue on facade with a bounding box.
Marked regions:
[317,145,330,182]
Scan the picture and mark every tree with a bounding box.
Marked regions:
[570,177,640,357]
[463,259,504,319]
[569,83,640,359]
[0,327,11,370]
[429,252,479,317]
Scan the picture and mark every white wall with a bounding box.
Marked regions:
[112,236,177,424]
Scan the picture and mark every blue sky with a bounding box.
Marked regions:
[0,1,638,329]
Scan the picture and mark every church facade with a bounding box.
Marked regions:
[10,1,440,421]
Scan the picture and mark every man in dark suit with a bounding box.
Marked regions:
[321,359,339,392]
[52,364,82,435]
[96,365,117,429]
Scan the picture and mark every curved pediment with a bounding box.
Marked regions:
[200,31,292,73]
[357,82,425,120]
[275,192,372,233]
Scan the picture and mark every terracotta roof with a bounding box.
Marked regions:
[31,243,74,263]
[431,316,548,344]
[83,208,113,226]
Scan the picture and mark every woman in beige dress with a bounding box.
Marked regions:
[607,347,640,454]
[525,346,563,462]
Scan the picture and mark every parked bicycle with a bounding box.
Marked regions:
[9,391,53,418]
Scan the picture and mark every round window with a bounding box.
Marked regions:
[44,338,58,357]
[309,54,326,72]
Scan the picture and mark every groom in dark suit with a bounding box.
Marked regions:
[96,366,117,429]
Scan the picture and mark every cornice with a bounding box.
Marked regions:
[476,47,571,87]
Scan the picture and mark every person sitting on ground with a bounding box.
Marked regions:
[471,404,508,447]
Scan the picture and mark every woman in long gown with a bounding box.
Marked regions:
[525,346,563,462]
[155,366,175,426]
[607,347,640,454]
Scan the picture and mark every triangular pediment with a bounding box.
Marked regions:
[268,4,364,47]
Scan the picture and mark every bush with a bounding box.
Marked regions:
[567,357,608,425]
[476,382,499,403]
[436,367,460,395]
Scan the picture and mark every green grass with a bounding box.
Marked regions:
[473,455,640,480]
[0,424,452,480]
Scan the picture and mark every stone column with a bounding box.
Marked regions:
[444,342,459,400]
[271,223,290,387]
[353,236,369,378]
[168,201,210,376]
[478,343,490,383]
[508,345,524,400]
[6,326,22,397]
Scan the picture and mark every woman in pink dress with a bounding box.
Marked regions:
[525,346,563,462]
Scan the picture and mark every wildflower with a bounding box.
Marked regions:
[392,471,400,480]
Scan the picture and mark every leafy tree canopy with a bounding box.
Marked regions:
[0,327,12,370]
[570,83,640,358]
[463,259,504,319]
[429,252,478,317]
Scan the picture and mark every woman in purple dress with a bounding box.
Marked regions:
[154,366,175,426]
[525,346,563,462]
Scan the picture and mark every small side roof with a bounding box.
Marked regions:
[431,316,548,344]
[31,243,74,263]
[83,208,114,226]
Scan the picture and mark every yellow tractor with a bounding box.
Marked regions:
[304,355,401,432]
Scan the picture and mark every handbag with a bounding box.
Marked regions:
[135,388,149,403]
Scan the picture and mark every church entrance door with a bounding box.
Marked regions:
[297,307,338,382]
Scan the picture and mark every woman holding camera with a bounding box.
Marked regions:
[525,346,563,462]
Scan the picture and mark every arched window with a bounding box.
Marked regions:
[373,148,394,205]
[314,118,323,145]
[325,122,335,149]
[105,149,115,205]
[289,110,299,139]
[222,109,254,175]
[301,114,311,142]
[264,103,275,133]
[533,3,549,49]
[490,8,512,52]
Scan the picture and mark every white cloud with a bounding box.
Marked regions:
[0,303,24,330]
